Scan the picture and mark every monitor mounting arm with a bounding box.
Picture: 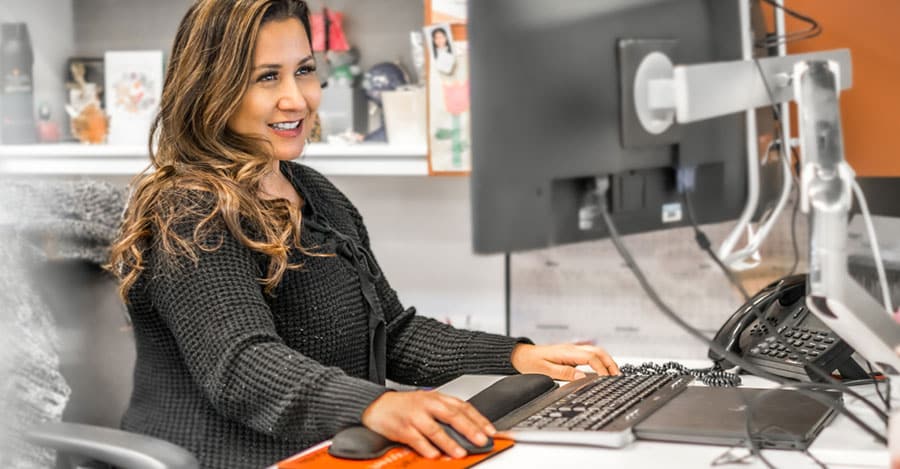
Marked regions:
[794,60,900,375]
[634,49,900,375]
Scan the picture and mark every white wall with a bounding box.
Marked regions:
[330,176,505,334]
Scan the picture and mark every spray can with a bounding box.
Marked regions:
[1,23,37,144]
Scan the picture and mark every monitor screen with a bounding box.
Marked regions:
[469,0,778,254]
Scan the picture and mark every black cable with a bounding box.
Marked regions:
[620,361,742,388]
[681,191,751,302]
[595,199,888,446]
[868,361,891,412]
[804,448,830,469]
[756,0,822,49]
[787,181,801,276]
[786,138,802,276]
[888,377,893,412]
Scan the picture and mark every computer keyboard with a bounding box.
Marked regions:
[496,373,693,447]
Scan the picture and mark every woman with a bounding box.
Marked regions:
[109,1,619,467]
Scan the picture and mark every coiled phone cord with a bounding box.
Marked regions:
[620,361,742,388]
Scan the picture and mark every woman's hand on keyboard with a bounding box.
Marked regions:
[510,343,620,380]
[360,390,495,459]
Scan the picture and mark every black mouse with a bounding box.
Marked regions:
[439,423,494,455]
[328,425,493,460]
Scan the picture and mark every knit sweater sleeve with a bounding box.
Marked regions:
[145,212,388,443]
[347,207,533,387]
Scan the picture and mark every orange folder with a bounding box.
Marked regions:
[278,437,514,469]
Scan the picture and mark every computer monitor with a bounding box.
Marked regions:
[469,0,776,254]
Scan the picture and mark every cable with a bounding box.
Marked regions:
[620,361,742,388]
[787,178,801,276]
[851,180,893,313]
[718,64,794,270]
[742,384,844,469]
[868,361,891,412]
[756,0,822,49]
[803,449,830,469]
[719,138,793,269]
[591,188,888,446]
[681,191,751,302]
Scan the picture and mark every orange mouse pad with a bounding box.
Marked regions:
[277,437,514,469]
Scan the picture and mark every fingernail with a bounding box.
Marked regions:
[475,433,488,445]
[428,450,441,459]
[454,448,467,458]
[485,425,496,436]
[574,371,586,380]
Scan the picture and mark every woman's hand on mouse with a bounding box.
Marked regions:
[361,390,495,459]
[510,343,620,380]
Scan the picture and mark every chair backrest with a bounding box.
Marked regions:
[31,260,135,429]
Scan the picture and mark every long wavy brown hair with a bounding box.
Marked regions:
[107,0,319,300]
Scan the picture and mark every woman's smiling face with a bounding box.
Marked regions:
[227,17,321,161]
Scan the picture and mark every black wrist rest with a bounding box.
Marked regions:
[328,373,558,460]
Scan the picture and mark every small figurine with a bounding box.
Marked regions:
[65,61,108,144]
[66,102,108,144]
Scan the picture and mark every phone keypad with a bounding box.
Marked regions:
[748,326,835,363]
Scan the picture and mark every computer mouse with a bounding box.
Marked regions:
[439,423,494,455]
[328,425,494,460]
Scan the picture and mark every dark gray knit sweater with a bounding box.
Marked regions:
[122,161,525,469]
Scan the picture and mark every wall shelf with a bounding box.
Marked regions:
[0,143,430,176]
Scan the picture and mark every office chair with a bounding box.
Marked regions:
[3,179,198,469]
[23,259,197,469]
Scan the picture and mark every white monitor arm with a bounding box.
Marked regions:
[794,60,900,375]
[635,49,900,375]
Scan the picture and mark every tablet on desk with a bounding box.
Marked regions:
[633,387,841,450]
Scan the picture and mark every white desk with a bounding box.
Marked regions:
[438,359,890,469]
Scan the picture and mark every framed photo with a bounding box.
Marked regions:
[423,23,470,174]
[104,50,163,145]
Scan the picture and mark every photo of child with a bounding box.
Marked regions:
[423,23,470,173]
[430,26,456,75]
